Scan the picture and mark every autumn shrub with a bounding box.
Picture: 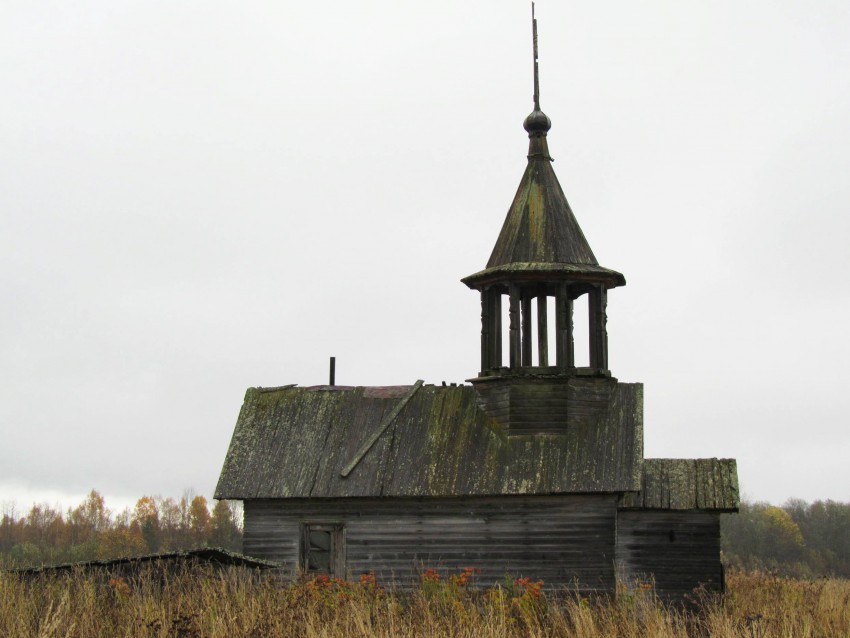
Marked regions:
[1,566,850,637]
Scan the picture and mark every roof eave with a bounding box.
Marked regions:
[461,262,626,290]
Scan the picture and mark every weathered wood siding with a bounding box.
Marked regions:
[244,495,617,591]
[471,376,619,435]
[616,511,723,602]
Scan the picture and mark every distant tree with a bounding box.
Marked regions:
[0,511,24,555]
[189,496,211,545]
[68,490,110,546]
[723,502,805,571]
[24,504,63,548]
[157,496,183,550]
[210,500,242,551]
[132,496,161,552]
[9,542,41,567]
[0,489,244,567]
[97,525,146,559]
[786,499,850,576]
[762,506,804,563]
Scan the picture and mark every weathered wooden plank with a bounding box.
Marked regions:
[619,459,739,511]
[509,284,521,368]
[244,495,617,591]
[616,510,723,602]
[217,383,644,499]
[340,380,424,478]
[537,293,549,366]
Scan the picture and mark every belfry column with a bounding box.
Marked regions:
[588,285,608,372]
[555,282,574,371]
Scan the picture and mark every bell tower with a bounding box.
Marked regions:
[462,7,626,434]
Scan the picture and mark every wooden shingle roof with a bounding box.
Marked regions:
[462,114,625,290]
[487,147,598,269]
[215,382,644,499]
[619,458,739,511]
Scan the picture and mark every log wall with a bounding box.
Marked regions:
[244,495,617,591]
[616,510,723,602]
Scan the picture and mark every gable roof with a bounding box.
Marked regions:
[215,382,644,499]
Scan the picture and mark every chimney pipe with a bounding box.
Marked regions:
[329,356,336,386]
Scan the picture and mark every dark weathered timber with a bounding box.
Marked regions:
[588,285,608,371]
[459,123,625,292]
[462,84,623,382]
[509,284,521,368]
[214,383,643,500]
[12,548,278,577]
[485,139,597,270]
[536,292,549,366]
[616,511,723,602]
[480,292,490,371]
[493,292,502,366]
[470,375,620,435]
[243,495,617,591]
[619,458,739,511]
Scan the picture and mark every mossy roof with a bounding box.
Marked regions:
[10,548,279,575]
[215,382,644,499]
[462,133,625,290]
[619,458,740,511]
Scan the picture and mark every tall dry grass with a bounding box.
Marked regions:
[1,566,848,638]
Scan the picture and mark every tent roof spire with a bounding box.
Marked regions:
[462,4,624,290]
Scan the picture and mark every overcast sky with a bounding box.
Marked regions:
[2,1,849,515]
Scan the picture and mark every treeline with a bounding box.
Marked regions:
[722,499,850,578]
[0,490,242,570]
[4,492,850,578]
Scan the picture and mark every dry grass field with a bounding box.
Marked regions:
[1,566,848,637]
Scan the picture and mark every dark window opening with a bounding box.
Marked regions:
[301,523,345,576]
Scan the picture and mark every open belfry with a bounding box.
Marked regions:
[462,12,625,435]
[216,9,739,602]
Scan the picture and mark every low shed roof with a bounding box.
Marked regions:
[215,382,644,499]
[619,458,739,511]
[10,548,279,576]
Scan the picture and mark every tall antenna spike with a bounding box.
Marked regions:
[532,3,540,111]
[523,2,551,138]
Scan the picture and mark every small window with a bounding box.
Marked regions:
[301,523,345,576]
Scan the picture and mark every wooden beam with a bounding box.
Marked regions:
[588,285,608,371]
[480,290,490,373]
[340,380,424,478]
[509,284,521,369]
[492,291,502,368]
[556,282,573,370]
[537,293,548,366]
[567,295,574,368]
